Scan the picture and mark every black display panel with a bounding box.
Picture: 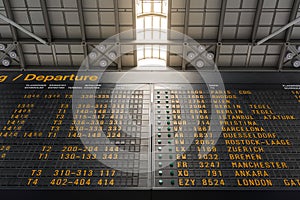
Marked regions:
[0,71,300,191]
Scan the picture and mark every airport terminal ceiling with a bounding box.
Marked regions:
[0,0,300,71]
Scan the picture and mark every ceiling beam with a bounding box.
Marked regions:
[246,0,264,67]
[3,0,25,70]
[182,0,190,71]
[132,0,137,67]
[166,0,172,68]
[40,0,52,43]
[113,0,122,71]
[77,0,89,69]
[40,0,58,67]
[252,0,264,43]
[218,0,227,42]
[278,0,300,70]
[215,0,227,66]
[1,38,300,45]
[3,66,299,72]
[77,0,86,42]
[285,0,300,42]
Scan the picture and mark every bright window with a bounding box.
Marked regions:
[136,0,168,67]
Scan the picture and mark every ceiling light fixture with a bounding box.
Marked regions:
[89,52,98,59]
[187,51,196,60]
[286,51,294,60]
[0,44,6,51]
[2,57,11,67]
[97,45,106,52]
[108,51,117,60]
[8,51,17,59]
[206,52,215,60]
[196,60,205,68]
[99,59,108,68]
[292,59,300,68]
[198,45,205,53]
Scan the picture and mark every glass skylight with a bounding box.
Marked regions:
[136,0,168,67]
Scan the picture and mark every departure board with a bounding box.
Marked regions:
[0,72,300,190]
[153,84,300,189]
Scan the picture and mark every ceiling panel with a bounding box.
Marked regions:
[118,0,132,9]
[170,12,185,26]
[205,13,220,25]
[82,0,97,8]
[10,0,26,7]
[99,0,115,8]
[84,12,100,25]
[189,13,203,26]
[26,0,41,7]
[46,0,62,8]
[29,11,44,24]
[65,12,80,25]
[100,12,115,25]
[239,13,255,25]
[62,0,78,8]
[119,12,133,25]
[242,0,258,8]
[206,0,222,9]
[190,0,205,9]
[236,27,252,39]
[171,0,186,9]
[227,0,241,9]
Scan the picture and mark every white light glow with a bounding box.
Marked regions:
[138,58,167,67]
[136,0,168,67]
